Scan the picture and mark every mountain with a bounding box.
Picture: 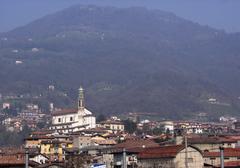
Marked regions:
[1,5,240,119]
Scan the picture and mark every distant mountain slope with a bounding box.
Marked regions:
[1,5,240,119]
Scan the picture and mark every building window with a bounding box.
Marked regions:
[58,118,61,123]
[70,117,73,121]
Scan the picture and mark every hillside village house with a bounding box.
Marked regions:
[188,135,237,152]
[109,138,159,168]
[50,87,96,133]
[40,139,73,161]
[137,145,204,168]
[108,138,204,168]
[73,135,116,149]
[204,148,240,167]
[97,120,125,133]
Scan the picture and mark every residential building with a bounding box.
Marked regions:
[97,120,124,133]
[0,148,39,168]
[73,134,117,149]
[73,135,92,149]
[188,135,237,152]
[160,121,174,133]
[138,145,204,168]
[109,138,159,168]
[40,139,73,161]
[204,148,240,167]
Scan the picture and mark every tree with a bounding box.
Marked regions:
[152,127,164,135]
[96,114,106,122]
[123,119,137,134]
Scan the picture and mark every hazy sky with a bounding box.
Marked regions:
[1,0,239,33]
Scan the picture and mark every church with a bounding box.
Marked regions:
[50,87,96,134]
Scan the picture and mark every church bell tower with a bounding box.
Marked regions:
[78,86,85,111]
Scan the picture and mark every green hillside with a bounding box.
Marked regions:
[0,5,240,119]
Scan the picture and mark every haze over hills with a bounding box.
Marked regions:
[1,5,240,119]
[1,0,240,33]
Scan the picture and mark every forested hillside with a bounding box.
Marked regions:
[1,5,240,119]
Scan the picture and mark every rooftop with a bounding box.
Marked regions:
[204,148,240,157]
[138,145,185,159]
[52,109,77,116]
[99,120,124,125]
[113,138,159,150]
[188,136,237,144]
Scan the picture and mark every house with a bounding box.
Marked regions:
[40,139,72,161]
[2,102,10,109]
[159,121,174,133]
[204,148,240,167]
[91,138,117,147]
[174,121,204,134]
[50,87,96,134]
[0,148,39,168]
[73,135,92,149]
[109,138,159,168]
[25,132,73,162]
[73,134,117,149]
[25,131,70,147]
[2,117,23,132]
[113,138,159,149]
[97,120,124,133]
[138,145,204,168]
[215,161,240,168]
[111,148,139,168]
[74,127,109,137]
[25,134,54,148]
[232,122,240,132]
[188,135,237,152]
[29,153,49,164]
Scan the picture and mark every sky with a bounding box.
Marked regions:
[0,0,240,33]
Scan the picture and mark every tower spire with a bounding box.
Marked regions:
[78,86,84,111]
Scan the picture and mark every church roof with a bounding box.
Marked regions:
[52,109,77,116]
[52,108,93,116]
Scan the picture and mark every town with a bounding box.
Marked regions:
[0,87,239,168]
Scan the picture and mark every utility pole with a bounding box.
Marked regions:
[122,148,127,168]
[220,146,224,168]
[25,148,29,168]
[185,133,189,168]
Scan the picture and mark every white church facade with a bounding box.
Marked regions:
[50,87,96,134]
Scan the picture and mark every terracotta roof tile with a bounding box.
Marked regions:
[204,148,240,157]
[215,161,240,167]
[138,145,185,159]
[52,109,77,116]
[93,139,117,145]
[188,136,237,144]
[114,138,159,149]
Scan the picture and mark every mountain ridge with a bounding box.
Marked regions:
[0,5,240,119]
